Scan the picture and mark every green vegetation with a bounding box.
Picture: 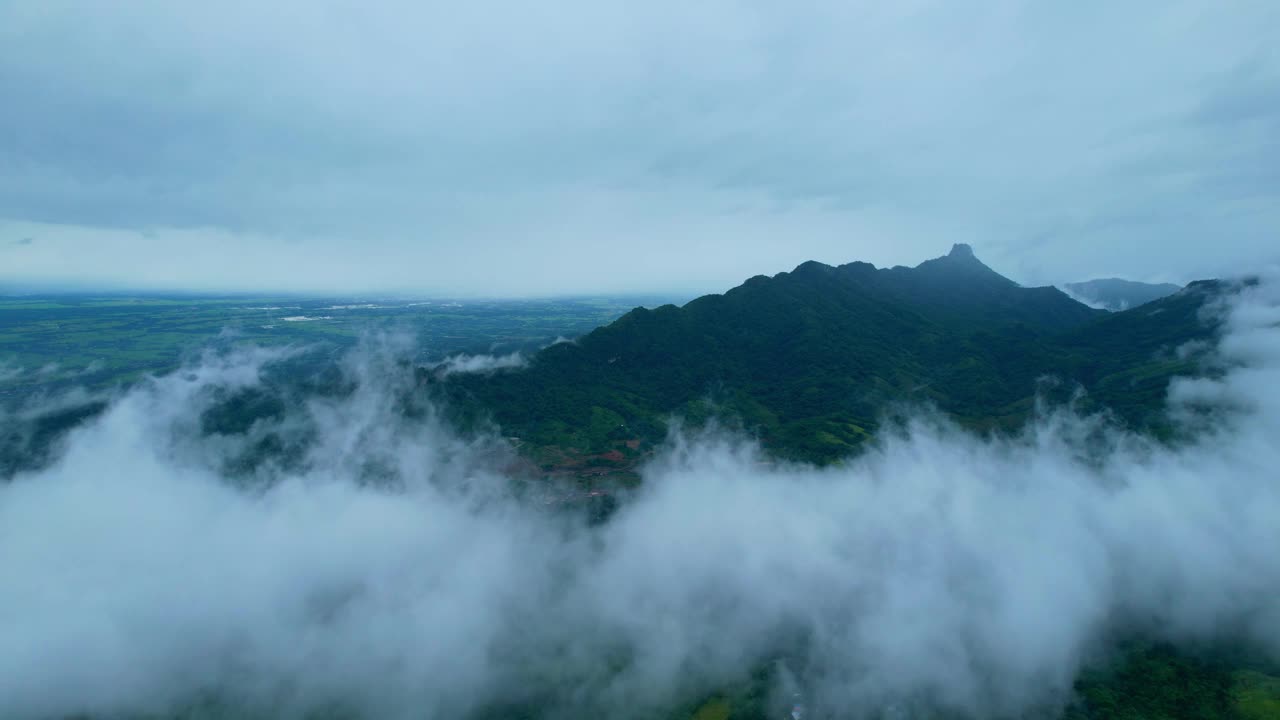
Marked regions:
[1068,644,1280,720]
[1234,671,1280,720]
[671,646,1280,720]
[0,292,681,476]
[690,697,733,720]
[0,292,681,402]
[445,245,1223,469]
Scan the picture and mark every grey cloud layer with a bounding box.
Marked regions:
[1,1,1278,293]
[1,274,1279,718]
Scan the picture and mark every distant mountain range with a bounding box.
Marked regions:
[441,246,1222,468]
[1063,278,1183,311]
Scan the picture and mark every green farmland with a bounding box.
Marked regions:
[0,292,683,401]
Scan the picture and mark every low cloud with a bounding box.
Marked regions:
[1057,285,1114,311]
[433,351,528,377]
[0,359,108,385]
[0,274,1278,718]
[0,361,23,382]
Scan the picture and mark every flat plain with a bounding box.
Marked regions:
[0,293,682,402]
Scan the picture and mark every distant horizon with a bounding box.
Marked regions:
[0,280,697,303]
[0,244,1207,300]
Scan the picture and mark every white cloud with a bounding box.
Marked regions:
[433,352,528,377]
[0,361,23,383]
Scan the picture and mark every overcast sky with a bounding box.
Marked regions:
[1,1,1277,296]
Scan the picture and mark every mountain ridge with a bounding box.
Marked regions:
[1064,278,1184,311]
[439,247,1222,469]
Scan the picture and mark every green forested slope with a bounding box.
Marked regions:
[443,247,1220,465]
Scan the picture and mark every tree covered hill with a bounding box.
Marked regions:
[1065,278,1184,311]
[441,246,1222,466]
